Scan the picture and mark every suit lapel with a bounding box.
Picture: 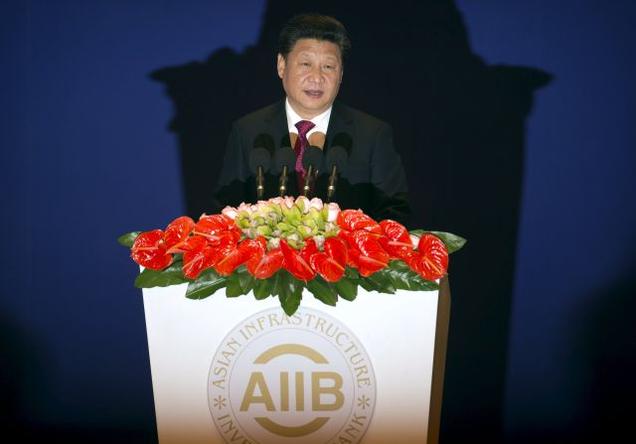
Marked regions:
[264,100,290,147]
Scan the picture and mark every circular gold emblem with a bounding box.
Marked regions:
[208,307,376,443]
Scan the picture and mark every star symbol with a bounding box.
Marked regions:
[357,395,370,409]
[213,395,227,410]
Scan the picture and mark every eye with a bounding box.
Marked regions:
[300,62,311,67]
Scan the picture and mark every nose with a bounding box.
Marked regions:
[307,65,324,84]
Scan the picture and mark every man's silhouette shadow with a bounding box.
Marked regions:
[151,1,551,441]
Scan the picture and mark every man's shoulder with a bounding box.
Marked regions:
[334,102,391,130]
[233,101,284,129]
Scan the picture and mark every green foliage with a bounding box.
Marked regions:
[118,231,141,248]
[135,260,189,288]
[185,269,227,300]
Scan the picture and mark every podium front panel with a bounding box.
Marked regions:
[143,283,449,444]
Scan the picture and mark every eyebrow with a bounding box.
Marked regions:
[296,52,340,62]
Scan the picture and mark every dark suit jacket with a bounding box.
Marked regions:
[213,100,411,225]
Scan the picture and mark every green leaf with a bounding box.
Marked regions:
[427,231,467,253]
[354,261,439,294]
[381,261,439,291]
[306,277,338,306]
[334,277,357,301]
[280,290,302,316]
[409,229,466,254]
[365,271,396,294]
[185,269,227,300]
[118,231,141,248]
[134,261,189,288]
[270,271,283,297]
[357,274,384,292]
[278,271,303,316]
[236,266,255,294]
[345,267,361,281]
[226,274,243,297]
[253,278,274,300]
[224,266,255,298]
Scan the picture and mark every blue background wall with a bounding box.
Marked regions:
[2,0,635,441]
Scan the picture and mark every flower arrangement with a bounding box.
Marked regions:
[119,196,465,315]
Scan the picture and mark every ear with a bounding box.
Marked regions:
[277,54,286,79]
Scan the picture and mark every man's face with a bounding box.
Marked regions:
[277,38,343,119]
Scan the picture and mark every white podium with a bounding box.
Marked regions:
[142,278,450,444]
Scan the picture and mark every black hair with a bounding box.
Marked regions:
[278,13,351,60]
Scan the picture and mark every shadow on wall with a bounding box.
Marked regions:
[503,267,636,444]
[574,268,636,443]
[0,313,156,441]
[151,1,551,442]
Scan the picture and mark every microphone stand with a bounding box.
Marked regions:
[256,165,265,199]
[327,164,337,202]
[278,165,289,197]
[302,165,315,197]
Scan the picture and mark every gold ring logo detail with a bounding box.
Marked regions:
[208,307,376,444]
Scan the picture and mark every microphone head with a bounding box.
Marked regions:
[330,132,352,155]
[302,146,324,171]
[253,133,275,155]
[325,146,348,171]
[272,148,296,174]
[249,147,272,173]
[280,134,292,150]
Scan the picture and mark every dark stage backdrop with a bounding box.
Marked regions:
[2,1,634,443]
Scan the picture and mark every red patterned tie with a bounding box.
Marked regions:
[294,120,316,180]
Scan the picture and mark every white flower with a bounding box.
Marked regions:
[308,197,324,211]
[237,202,252,213]
[281,196,295,209]
[269,197,284,206]
[295,196,310,213]
[254,200,272,215]
[327,202,341,222]
[268,237,280,249]
[221,206,238,220]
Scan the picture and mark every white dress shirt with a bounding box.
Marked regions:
[285,98,332,141]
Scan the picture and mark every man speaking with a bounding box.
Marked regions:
[213,13,410,224]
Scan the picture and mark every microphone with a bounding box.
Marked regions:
[301,146,324,197]
[249,134,274,198]
[274,136,295,197]
[325,133,352,201]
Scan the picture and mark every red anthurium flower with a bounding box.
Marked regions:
[164,216,195,253]
[409,233,449,281]
[246,248,284,279]
[205,231,239,248]
[324,236,348,268]
[280,239,316,281]
[300,239,318,265]
[337,229,360,269]
[131,229,173,271]
[182,236,217,279]
[309,237,348,282]
[350,230,390,277]
[214,237,260,276]
[336,210,382,235]
[378,219,414,260]
[240,237,267,260]
[195,214,240,242]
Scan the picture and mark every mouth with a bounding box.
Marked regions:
[304,89,324,99]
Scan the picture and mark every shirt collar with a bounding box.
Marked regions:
[285,98,332,135]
